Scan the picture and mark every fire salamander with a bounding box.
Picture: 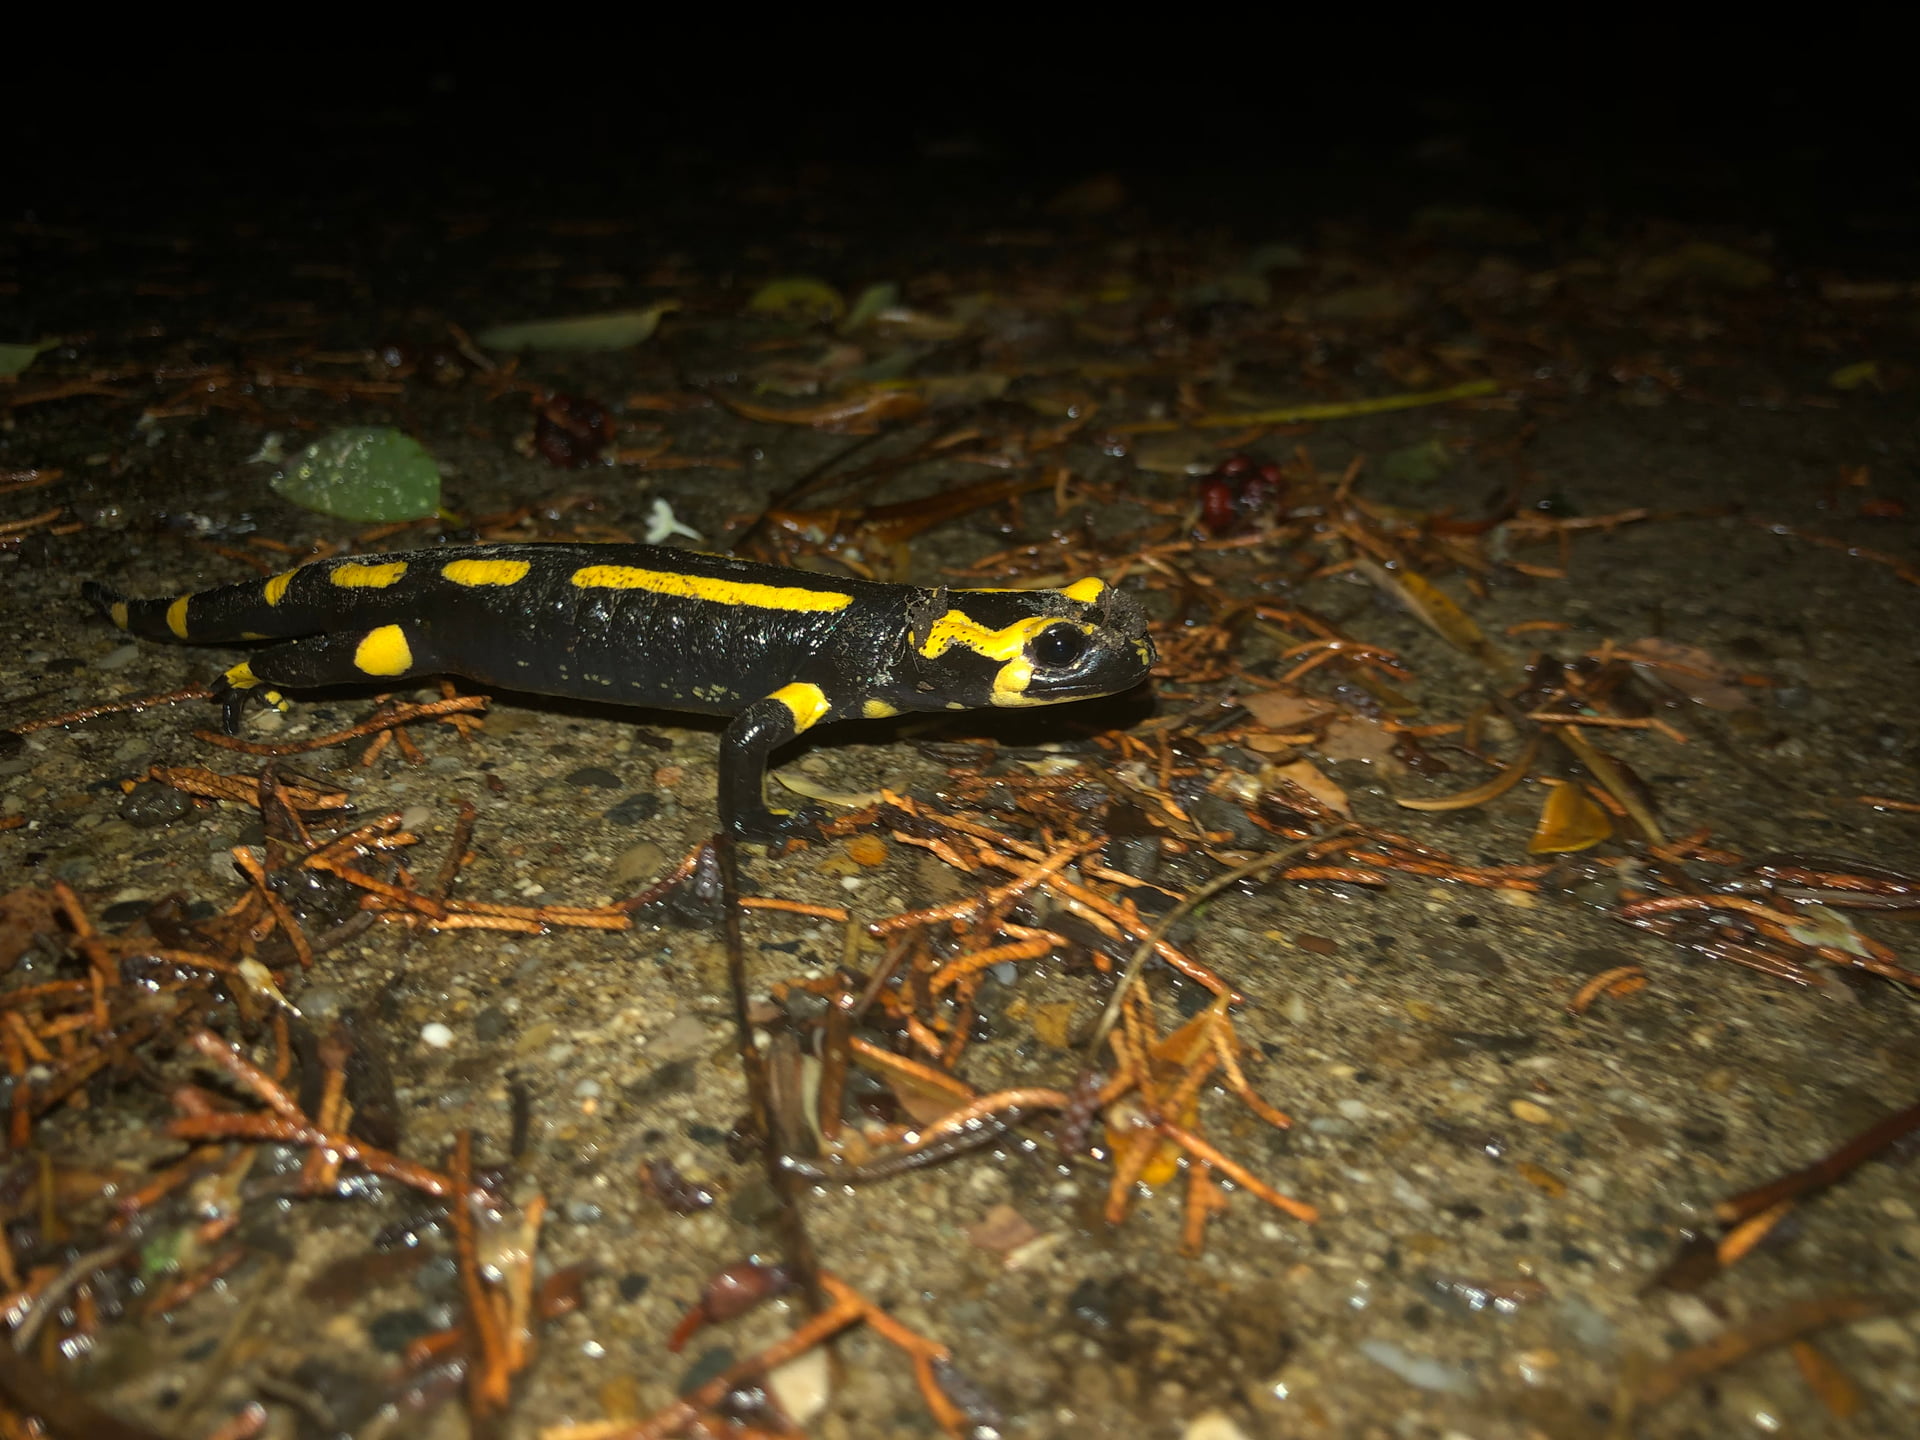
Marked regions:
[84,544,1156,839]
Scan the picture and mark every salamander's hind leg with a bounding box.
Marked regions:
[719,684,835,841]
[213,622,435,735]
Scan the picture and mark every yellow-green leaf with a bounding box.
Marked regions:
[477,303,678,351]
[1636,242,1774,292]
[270,427,441,522]
[840,281,899,332]
[748,277,846,323]
[0,339,56,379]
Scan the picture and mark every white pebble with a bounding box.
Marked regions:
[1358,1338,1471,1393]
[767,1346,830,1425]
[420,1022,455,1049]
[1181,1413,1250,1440]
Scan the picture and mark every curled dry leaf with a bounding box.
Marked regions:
[1527,781,1612,854]
[725,385,927,432]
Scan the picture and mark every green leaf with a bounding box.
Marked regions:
[1829,361,1880,392]
[476,303,678,351]
[0,339,56,379]
[271,427,442,522]
[748,277,846,323]
[1379,438,1457,484]
[840,281,900,332]
[1637,242,1774,292]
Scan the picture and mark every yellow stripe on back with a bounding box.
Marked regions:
[443,558,531,587]
[354,625,414,677]
[262,571,296,606]
[166,596,191,639]
[570,564,852,613]
[331,561,409,588]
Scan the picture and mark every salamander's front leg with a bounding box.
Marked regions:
[719,684,833,841]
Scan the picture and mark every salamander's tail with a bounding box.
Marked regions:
[82,580,133,631]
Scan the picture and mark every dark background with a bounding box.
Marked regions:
[16,44,1915,269]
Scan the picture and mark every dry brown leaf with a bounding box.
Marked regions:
[966,1203,1042,1254]
[1273,759,1351,818]
[1243,691,1335,730]
[883,1071,970,1128]
[1317,715,1403,772]
[0,885,62,971]
[1616,637,1753,709]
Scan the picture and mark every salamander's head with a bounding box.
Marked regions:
[902,577,1156,710]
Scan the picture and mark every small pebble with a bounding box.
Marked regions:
[1181,1414,1250,1440]
[93,644,142,671]
[767,1347,831,1426]
[1358,1338,1471,1393]
[420,1022,454,1049]
[119,780,191,829]
[603,792,660,826]
[1509,1099,1554,1126]
[1849,1316,1915,1351]
[609,841,666,888]
[843,835,887,867]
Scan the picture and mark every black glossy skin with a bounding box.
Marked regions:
[85,543,1157,839]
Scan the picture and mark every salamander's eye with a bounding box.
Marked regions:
[1030,623,1089,668]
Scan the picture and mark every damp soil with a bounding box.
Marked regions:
[3,116,1918,1440]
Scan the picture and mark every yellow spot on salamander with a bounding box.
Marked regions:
[331,560,409,589]
[262,571,296,606]
[443,558,531,587]
[570,565,852,613]
[166,596,191,639]
[991,656,1037,706]
[353,624,414,677]
[109,601,130,630]
[862,699,900,719]
[1061,577,1107,604]
[914,611,1059,663]
[222,662,259,690]
[771,682,831,731]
